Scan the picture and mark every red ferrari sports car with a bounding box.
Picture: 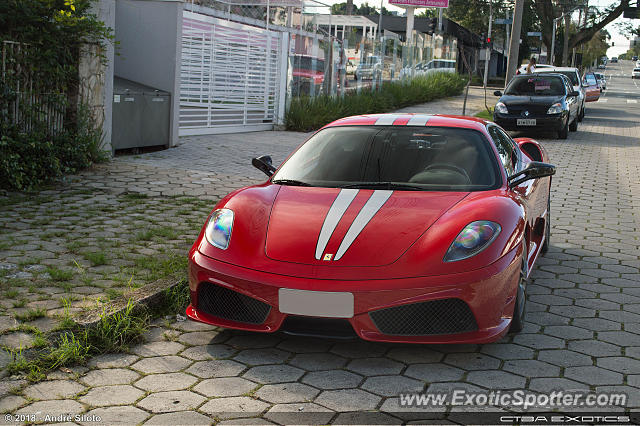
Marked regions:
[186,114,555,344]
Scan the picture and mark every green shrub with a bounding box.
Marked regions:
[0,107,108,191]
[285,72,466,132]
[1,0,112,191]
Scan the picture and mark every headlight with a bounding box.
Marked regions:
[444,221,501,262]
[495,102,508,114]
[547,103,563,114]
[205,209,234,250]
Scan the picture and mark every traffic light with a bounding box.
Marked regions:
[487,37,493,50]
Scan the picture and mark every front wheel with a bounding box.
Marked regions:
[541,197,551,254]
[569,117,578,132]
[509,244,528,333]
[557,117,569,139]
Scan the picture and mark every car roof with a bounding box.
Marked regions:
[518,72,568,79]
[324,114,491,132]
[535,66,578,72]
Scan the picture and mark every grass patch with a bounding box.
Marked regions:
[67,241,88,253]
[132,252,187,283]
[5,289,19,299]
[6,299,148,381]
[134,226,179,242]
[475,107,494,121]
[85,251,108,266]
[122,192,149,200]
[12,299,27,308]
[46,267,73,282]
[163,280,190,314]
[6,279,191,382]
[285,72,466,131]
[15,308,46,322]
[85,299,149,353]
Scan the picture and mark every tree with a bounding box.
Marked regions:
[331,2,393,15]
[580,29,610,67]
[534,0,630,66]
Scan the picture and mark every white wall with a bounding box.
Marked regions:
[114,0,182,147]
[93,0,116,152]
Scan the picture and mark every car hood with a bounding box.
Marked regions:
[265,186,468,267]
[500,95,564,107]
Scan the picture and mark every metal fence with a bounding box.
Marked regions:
[1,40,66,136]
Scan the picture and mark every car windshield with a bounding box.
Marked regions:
[505,76,566,96]
[272,126,500,191]
[635,68,640,72]
[538,70,579,85]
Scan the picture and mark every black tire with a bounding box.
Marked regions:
[557,117,569,139]
[509,243,528,333]
[569,117,578,132]
[541,197,550,255]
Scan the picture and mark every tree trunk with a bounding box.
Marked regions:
[561,14,570,66]
[346,0,353,15]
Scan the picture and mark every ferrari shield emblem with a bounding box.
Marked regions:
[323,253,333,261]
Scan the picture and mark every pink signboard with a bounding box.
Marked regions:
[389,0,449,7]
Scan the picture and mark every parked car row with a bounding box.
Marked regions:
[399,59,457,79]
[493,67,601,140]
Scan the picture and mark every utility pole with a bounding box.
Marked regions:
[505,10,510,58]
[483,0,493,88]
[505,0,524,86]
[550,17,559,66]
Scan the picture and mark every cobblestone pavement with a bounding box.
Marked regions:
[0,190,214,349]
[3,80,640,423]
[0,90,487,362]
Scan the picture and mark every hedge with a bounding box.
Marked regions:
[285,72,467,132]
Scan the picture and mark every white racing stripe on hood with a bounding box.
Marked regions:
[334,190,393,261]
[407,115,432,126]
[375,115,401,125]
[315,189,359,260]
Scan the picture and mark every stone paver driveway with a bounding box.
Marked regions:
[2,86,640,423]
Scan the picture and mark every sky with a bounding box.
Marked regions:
[303,0,636,57]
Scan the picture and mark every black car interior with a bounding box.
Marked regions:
[274,126,500,190]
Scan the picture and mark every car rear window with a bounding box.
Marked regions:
[273,126,500,191]
[635,68,640,72]
[505,76,566,96]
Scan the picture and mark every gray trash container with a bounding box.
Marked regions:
[112,77,170,151]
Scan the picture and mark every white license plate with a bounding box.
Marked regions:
[278,288,354,318]
[517,119,537,126]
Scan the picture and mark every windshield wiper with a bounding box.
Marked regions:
[271,179,313,187]
[339,182,425,191]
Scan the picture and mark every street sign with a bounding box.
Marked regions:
[527,31,542,37]
[495,18,513,25]
[389,0,449,7]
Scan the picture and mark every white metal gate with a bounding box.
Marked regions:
[180,11,283,135]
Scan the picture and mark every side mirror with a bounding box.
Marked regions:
[569,90,579,97]
[508,161,556,188]
[252,155,276,177]
[493,90,502,96]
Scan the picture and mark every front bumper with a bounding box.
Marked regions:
[494,113,565,132]
[186,246,521,344]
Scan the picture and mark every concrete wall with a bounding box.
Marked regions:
[87,0,115,152]
[114,0,182,147]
